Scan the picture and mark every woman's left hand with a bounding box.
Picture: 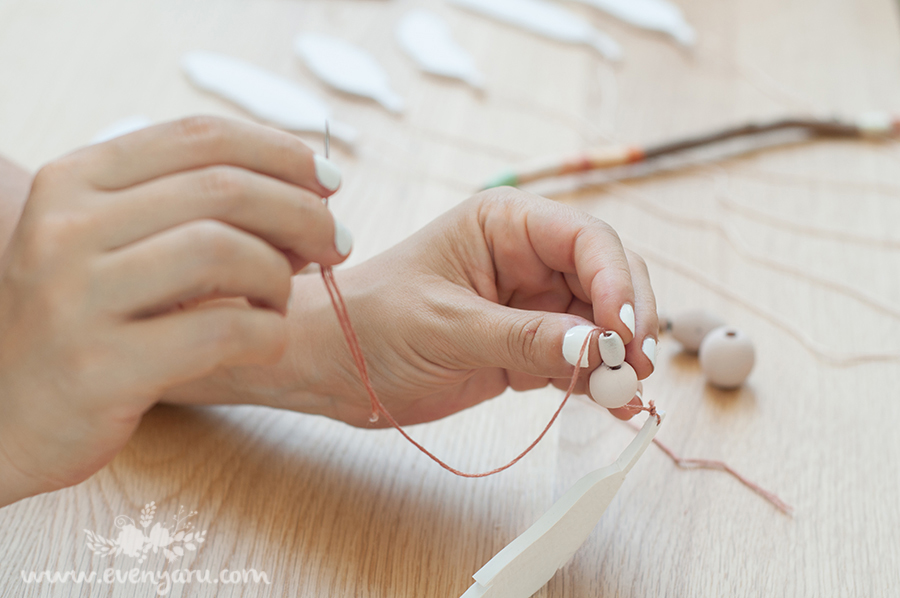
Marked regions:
[165,188,658,425]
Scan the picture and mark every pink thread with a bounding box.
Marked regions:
[616,413,794,515]
[648,433,794,515]
[321,259,791,513]
[321,264,586,477]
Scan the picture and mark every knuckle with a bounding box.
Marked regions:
[189,218,222,241]
[599,218,616,235]
[30,157,80,197]
[484,187,535,211]
[20,211,92,270]
[34,157,75,182]
[174,115,227,149]
[209,311,245,353]
[475,185,531,203]
[268,129,302,158]
[30,164,59,193]
[594,218,621,242]
[199,167,245,209]
[193,219,238,262]
[627,249,649,272]
[470,187,537,229]
[506,313,547,371]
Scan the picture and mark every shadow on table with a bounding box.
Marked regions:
[115,403,503,598]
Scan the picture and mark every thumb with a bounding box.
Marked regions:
[462,299,603,378]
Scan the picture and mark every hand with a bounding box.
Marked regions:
[0,155,32,256]
[0,116,350,506]
[168,188,657,427]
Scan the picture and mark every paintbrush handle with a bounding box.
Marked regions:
[483,145,644,189]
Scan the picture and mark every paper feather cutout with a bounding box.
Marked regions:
[294,34,405,114]
[460,411,664,598]
[447,0,622,61]
[396,10,485,89]
[181,51,358,147]
[571,0,695,46]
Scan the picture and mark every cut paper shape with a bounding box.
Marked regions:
[91,115,153,144]
[396,10,485,89]
[570,0,695,46]
[460,411,664,598]
[181,51,358,147]
[446,0,622,61]
[294,34,405,114]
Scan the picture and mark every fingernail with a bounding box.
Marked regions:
[562,325,594,368]
[314,155,342,191]
[619,303,636,336]
[642,337,657,370]
[598,330,625,368]
[333,219,353,256]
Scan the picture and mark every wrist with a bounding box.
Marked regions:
[270,267,382,418]
[239,270,346,414]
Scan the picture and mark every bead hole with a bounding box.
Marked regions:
[609,365,622,371]
[726,331,737,338]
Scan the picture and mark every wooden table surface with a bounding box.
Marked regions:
[2,0,899,596]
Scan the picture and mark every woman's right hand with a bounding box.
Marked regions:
[0,116,349,507]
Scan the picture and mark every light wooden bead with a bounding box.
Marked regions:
[598,330,625,367]
[669,309,726,353]
[589,362,638,409]
[658,311,671,336]
[699,326,755,389]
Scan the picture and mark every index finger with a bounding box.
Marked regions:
[479,189,637,344]
[75,116,342,197]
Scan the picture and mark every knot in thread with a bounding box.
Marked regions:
[633,399,661,425]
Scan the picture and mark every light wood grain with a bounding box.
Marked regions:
[2,0,900,596]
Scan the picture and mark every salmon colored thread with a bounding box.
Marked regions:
[321,262,588,477]
[319,121,575,477]
[321,264,792,514]
[650,435,794,515]
[614,412,794,515]
[317,127,789,506]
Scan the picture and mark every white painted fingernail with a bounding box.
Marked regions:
[619,303,636,336]
[314,154,342,191]
[333,219,353,256]
[598,330,625,367]
[562,325,594,368]
[642,337,657,370]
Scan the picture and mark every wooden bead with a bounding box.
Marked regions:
[589,362,638,409]
[669,309,726,353]
[699,326,755,389]
[598,330,625,367]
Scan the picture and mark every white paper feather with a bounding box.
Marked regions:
[181,51,358,147]
[396,10,485,89]
[294,34,405,114]
[446,0,622,61]
[571,0,695,46]
[460,413,664,598]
